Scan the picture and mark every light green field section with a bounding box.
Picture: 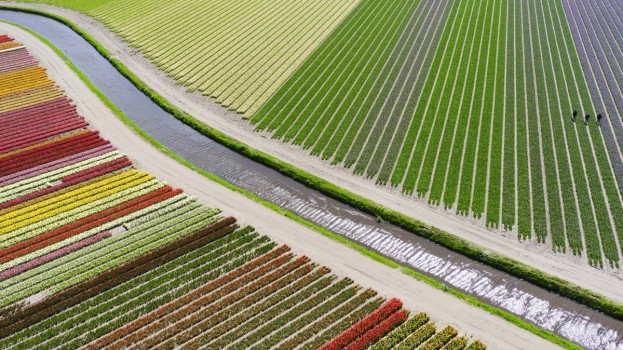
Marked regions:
[17,0,362,115]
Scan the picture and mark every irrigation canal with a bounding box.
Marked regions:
[1,10,622,349]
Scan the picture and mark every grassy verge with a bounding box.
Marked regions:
[0,7,612,347]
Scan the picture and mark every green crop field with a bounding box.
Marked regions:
[252,0,623,267]
[12,0,623,268]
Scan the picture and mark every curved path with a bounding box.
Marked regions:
[0,21,561,350]
[4,2,621,302]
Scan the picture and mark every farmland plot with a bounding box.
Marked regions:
[0,38,485,349]
[14,0,362,115]
[561,0,623,194]
[253,0,623,267]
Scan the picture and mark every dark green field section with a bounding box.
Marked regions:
[253,0,623,267]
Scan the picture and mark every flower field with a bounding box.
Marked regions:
[0,38,485,349]
[8,0,623,269]
[250,0,623,267]
[13,0,363,116]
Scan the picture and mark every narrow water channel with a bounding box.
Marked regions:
[1,10,622,349]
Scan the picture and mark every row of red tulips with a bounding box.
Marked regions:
[0,129,94,167]
[0,143,116,187]
[0,119,88,154]
[320,298,403,350]
[346,309,409,350]
[0,103,78,135]
[0,217,238,338]
[0,136,108,177]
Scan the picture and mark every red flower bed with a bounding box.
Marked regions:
[345,309,409,350]
[0,130,97,168]
[0,127,92,165]
[0,112,81,140]
[0,35,13,43]
[0,105,78,135]
[0,120,89,153]
[319,298,404,350]
[0,97,68,120]
[0,137,108,176]
[0,186,178,262]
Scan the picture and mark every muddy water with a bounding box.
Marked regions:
[1,10,622,349]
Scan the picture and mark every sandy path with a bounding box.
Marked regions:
[0,22,562,350]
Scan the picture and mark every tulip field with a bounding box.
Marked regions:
[14,0,362,115]
[21,0,623,268]
[0,38,485,349]
[250,0,623,267]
